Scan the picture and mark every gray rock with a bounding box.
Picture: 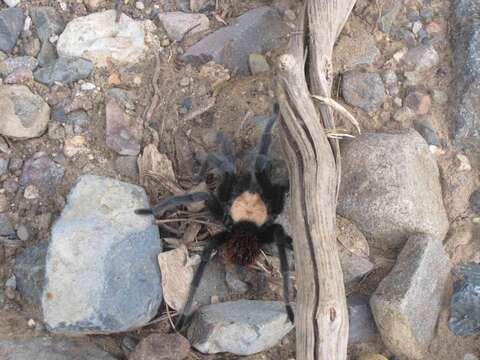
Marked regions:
[37,41,58,66]
[0,56,38,77]
[0,336,117,360]
[67,110,90,134]
[30,7,65,43]
[464,354,479,360]
[0,8,24,52]
[378,0,401,33]
[129,333,190,360]
[4,68,33,84]
[57,10,146,67]
[106,88,141,156]
[34,56,93,86]
[114,156,138,179]
[342,71,385,112]
[414,119,441,146]
[0,85,50,138]
[452,0,480,142]
[470,190,480,213]
[19,155,65,196]
[158,12,209,41]
[338,130,449,250]
[187,300,294,355]
[402,44,440,72]
[339,251,374,286]
[14,242,48,305]
[181,7,287,74]
[0,214,14,236]
[42,175,162,334]
[348,295,377,344]
[370,235,451,360]
[448,263,480,336]
[15,224,31,241]
[0,157,9,175]
[248,53,270,75]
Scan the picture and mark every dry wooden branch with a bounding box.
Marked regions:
[276,1,357,359]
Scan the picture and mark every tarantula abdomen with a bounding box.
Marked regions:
[224,222,262,266]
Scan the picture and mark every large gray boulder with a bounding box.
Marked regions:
[338,129,448,250]
[42,175,162,334]
[181,7,287,74]
[187,300,294,355]
[370,235,451,359]
[0,336,117,360]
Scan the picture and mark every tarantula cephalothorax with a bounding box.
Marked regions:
[135,104,294,328]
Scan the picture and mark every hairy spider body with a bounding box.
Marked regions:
[135,104,294,328]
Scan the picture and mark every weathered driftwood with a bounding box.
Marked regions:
[276,1,357,359]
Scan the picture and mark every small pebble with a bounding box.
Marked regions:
[5,275,16,289]
[16,224,30,241]
[469,190,480,214]
[412,21,422,34]
[405,91,432,114]
[249,53,270,75]
[108,73,121,85]
[179,77,190,87]
[161,38,170,47]
[27,319,36,328]
[284,9,296,21]
[80,82,96,91]
[394,97,402,107]
[457,154,472,171]
[24,185,40,199]
[135,1,145,10]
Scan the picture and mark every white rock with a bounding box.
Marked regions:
[3,0,20,7]
[158,12,209,42]
[57,10,146,67]
[135,1,144,10]
[80,82,96,91]
[0,85,50,139]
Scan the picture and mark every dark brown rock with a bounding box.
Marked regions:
[129,333,190,360]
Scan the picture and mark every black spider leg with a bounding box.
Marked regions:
[135,192,224,219]
[175,231,229,330]
[254,104,287,216]
[195,133,235,183]
[261,223,295,323]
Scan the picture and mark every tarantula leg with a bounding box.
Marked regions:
[175,232,228,331]
[216,132,235,165]
[256,103,279,168]
[266,224,294,323]
[195,152,235,183]
[135,192,212,217]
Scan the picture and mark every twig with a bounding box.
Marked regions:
[157,222,182,236]
[145,52,162,134]
[312,95,361,134]
[165,302,176,331]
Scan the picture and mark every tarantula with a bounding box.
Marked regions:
[135,104,294,328]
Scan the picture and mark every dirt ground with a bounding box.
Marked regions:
[1,0,479,359]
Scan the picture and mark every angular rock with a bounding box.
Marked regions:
[0,85,50,138]
[452,0,480,142]
[0,214,14,237]
[3,0,20,6]
[181,7,287,74]
[114,155,138,179]
[348,295,377,344]
[341,71,385,112]
[187,300,294,355]
[402,44,439,72]
[158,246,230,312]
[248,53,270,74]
[33,56,93,86]
[14,242,48,305]
[19,155,65,196]
[129,333,190,360]
[339,251,374,286]
[42,175,162,334]
[158,12,209,41]
[57,10,146,67]
[414,119,441,146]
[378,0,401,33]
[30,7,65,43]
[4,68,33,84]
[448,263,480,336]
[37,41,57,66]
[0,337,116,360]
[0,8,24,52]
[0,56,38,77]
[405,91,432,115]
[370,235,451,360]
[106,88,141,156]
[338,130,449,250]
